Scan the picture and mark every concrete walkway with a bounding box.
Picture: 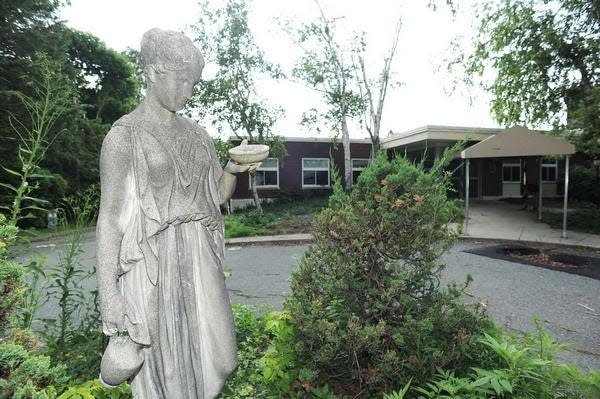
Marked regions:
[463,200,600,249]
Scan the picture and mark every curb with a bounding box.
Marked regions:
[225,234,314,247]
[21,226,96,243]
[225,233,600,251]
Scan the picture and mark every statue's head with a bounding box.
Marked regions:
[140,28,205,112]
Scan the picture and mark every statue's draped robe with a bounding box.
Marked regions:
[105,114,237,398]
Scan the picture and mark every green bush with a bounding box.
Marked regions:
[285,150,488,396]
[543,208,600,234]
[0,215,25,336]
[58,379,131,399]
[0,342,70,399]
[220,304,299,398]
[224,216,267,238]
[569,165,600,205]
[384,323,600,399]
[220,304,271,398]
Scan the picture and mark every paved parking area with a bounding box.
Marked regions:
[24,232,600,371]
[224,241,600,370]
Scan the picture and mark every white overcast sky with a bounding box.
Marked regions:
[60,0,500,138]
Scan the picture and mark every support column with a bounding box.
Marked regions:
[562,155,570,239]
[538,157,543,220]
[465,158,470,232]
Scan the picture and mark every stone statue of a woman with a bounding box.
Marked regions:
[96,28,252,398]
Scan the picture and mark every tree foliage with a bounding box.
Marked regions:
[0,0,139,218]
[453,0,600,158]
[67,31,140,123]
[191,0,282,142]
[353,20,402,156]
[191,0,285,211]
[287,1,365,190]
[1,53,75,225]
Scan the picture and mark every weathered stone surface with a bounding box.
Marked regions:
[96,28,254,398]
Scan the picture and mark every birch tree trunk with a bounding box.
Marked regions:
[341,116,352,191]
[249,170,263,213]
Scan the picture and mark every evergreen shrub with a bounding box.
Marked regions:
[285,150,488,396]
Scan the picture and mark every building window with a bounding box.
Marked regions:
[502,162,521,182]
[251,158,279,188]
[542,159,557,182]
[352,159,369,184]
[302,158,330,188]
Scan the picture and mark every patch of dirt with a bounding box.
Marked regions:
[269,214,315,235]
[464,243,600,280]
[506,250,591,270]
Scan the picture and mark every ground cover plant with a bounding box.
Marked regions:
[224,196,327,238]
[543,207,600,235]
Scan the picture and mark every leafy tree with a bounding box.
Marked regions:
[67,30,139,123]
[353,20,402,156]
[41,30,140,197]
[123,47,145,95]
[0,0,71,175]
[1,53,75,225]
[452,0,600,160]
[286,1,364,191]
[1,1,140,216]
[191,0,285,212]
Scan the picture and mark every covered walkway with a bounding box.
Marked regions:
[461,126,576,238]
[463,201,600,249]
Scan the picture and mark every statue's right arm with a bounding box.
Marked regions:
[96,126,132,332]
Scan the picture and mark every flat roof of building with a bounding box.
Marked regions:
[229,136,372,144]
[381,125,503,149]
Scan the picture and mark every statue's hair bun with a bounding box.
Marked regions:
[140,28,204,71]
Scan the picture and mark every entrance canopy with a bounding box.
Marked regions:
[459,125,575,239]
[460,126,575,159]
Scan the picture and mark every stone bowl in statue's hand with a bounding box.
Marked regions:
[228,140,270,165]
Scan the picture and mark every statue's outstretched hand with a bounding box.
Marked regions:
[224,160,260,174]
[101,293,137,335]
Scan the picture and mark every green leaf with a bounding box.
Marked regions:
[0,182,18,193]
[21,205,48,213]
[30,172,54,179]
[1,165,23,177]
[23,196,50,204]
[499,379,512,393]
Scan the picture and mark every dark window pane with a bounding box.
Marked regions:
[503,165,520,182]
[543,166,556,181]
[303,171,316,185]
[352,170,362,183]
[315,170,329,186]
[259,158,278,169]
[352,159,369,168]
[255,171,266,186]
[514,166,521,181]
[303,159,328,169]
[264,171,278,186]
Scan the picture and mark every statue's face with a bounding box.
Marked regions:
[151,66,201,112]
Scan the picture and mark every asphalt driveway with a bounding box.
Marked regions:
[22,233,600,370]
[225,240,600,370]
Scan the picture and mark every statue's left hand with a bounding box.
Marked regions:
[224,160,260,174]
